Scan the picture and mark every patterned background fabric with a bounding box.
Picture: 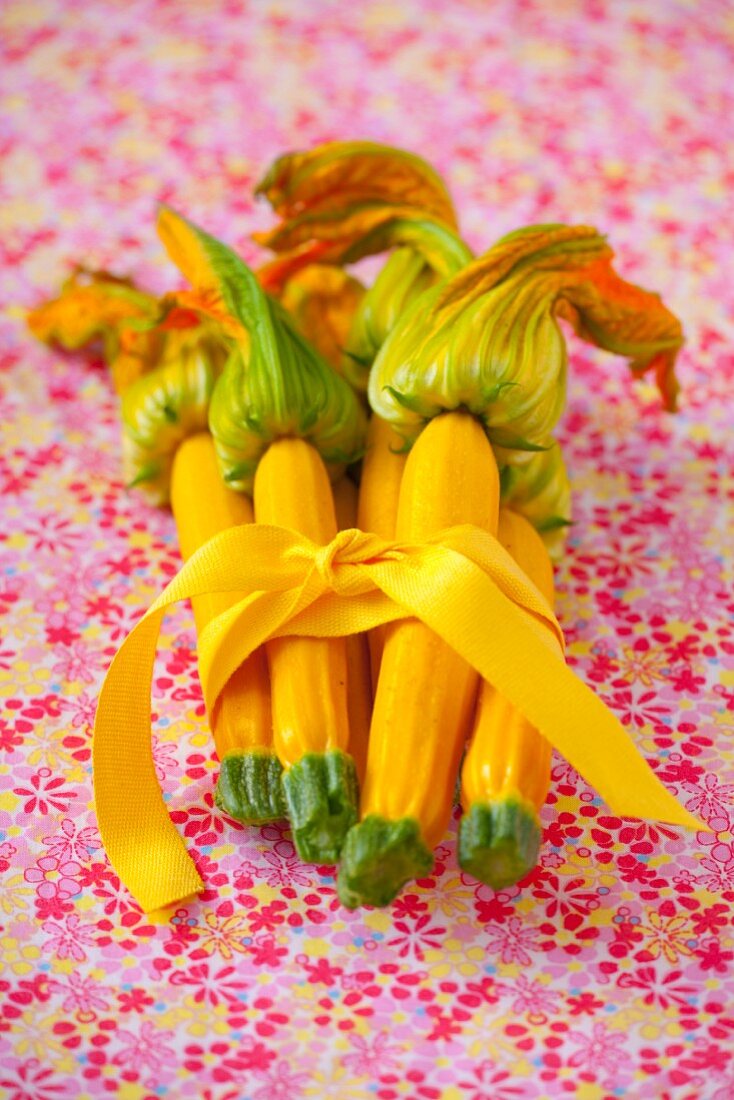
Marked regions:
[1,2,733,1097]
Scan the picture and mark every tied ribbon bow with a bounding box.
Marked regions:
[93,524,701,913]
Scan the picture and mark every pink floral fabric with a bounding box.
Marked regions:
[1,2,733,1097]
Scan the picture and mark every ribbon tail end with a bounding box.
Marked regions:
[138,875,205,916]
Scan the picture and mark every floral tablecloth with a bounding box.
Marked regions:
[1,2,733,1098]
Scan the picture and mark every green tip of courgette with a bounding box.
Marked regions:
[458,799,541,890]
[337,815,434,909]
[282,750,358,864]
[214,750,287,824]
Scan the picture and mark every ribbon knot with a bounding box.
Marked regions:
[93,521,702,914]
[312,528,402,597]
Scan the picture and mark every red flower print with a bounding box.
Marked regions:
[112,1020,175,1075]
[475,891,515,924]
[683,773,734,830]
[680,1040,731,1074]
[697,938,734,974]
[386,913,447,961]
[13,768,77,814]
[51,641,106,684]
[42,819,101,865]
[248,899,288,933]
[255,841,313,888]
[246,932,288,968]
[26,513,82,554]
[42,914,95,962]
[117,988,154,1014]
[184,1037,276,1078]
[0,1058,75,1100]
[170,791,234,845]
[425,1004,469,1041]
[568,1021,627,1074]
[297,954,343,986]
[457,1059,528,1099]
[169,963,247,1008]
[567,991,604,1016]
[699,842,734,892]
[34,891,75,922]
[531,871,600,925]
[602,687,670,730]
[507,974,560,1024]
[617,966,698,1011]
[47,971,109,1023]
[0,718,25,753]
[457,975,501,1009]
[691,904,730,937]
[251,1060,310,1100]
[341,1031,401,1076]
[391,892,430,921]
[483,916,542,966]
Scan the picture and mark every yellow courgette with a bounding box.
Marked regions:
[459,508,555,888]
[339,412,499,906]
[170,433,284,823]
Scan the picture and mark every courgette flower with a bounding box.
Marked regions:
[121,325,225,504]
[157,207,367,494]
[254,140,469,292]
[369,224,684,468]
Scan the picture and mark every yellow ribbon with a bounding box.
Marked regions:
[93,524,701,913]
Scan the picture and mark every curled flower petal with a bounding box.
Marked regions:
[256,140,458,229]
[554,254,684,410]
[254,141,468,290]
[27,270,162,393]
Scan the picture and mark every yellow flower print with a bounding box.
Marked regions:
[617,645,670,687]
[0,873,34,917]
[194,912,250,961]
[639,908,696,964]
[11,1009,76,1069]
[0,933,41,975]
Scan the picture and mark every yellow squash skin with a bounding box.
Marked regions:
[357,415,408,688]
[169,433,272,755]
[357,416,408,540]
[459,508,555,889]
[332,474,373,787]
[253,438,358,862]
[338,412,499,907]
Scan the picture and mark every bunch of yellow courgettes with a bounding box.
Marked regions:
[29,141,683,907]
